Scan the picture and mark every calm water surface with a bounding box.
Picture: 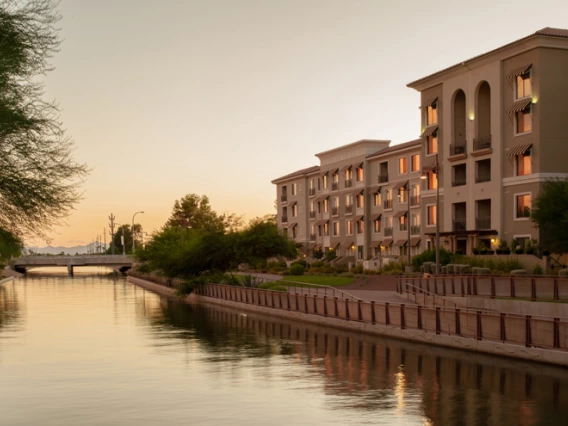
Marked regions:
[1,270,568,425]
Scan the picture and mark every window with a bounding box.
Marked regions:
[516,106,531,134]
[318,225,322,237]
[399,215,407,231]
[292,226,297,238]
[373,191,382,207]
[427,205,437,226]
[317,202,321,214]
[426,102,438,126]
[356,192,364,208]
[323,198,329,213]
[516,150,531,176]
[345,167,353,180]
[282,186,287,195]
[516,194,531,219]
[452,163,466,187]
[516,71,531,99]
[332,197,339,216]
[356,165,364,182]
[412,214,420,226]
[398,187,407,203]
[323,222,329,236]
[357,219,364,234]
[332,222,340,236]
[427,171,437,190]
[281,207,287,222]
[475,159,491,183]
[332,172,339,183]
[357,246,364,260]
[323,174,328,189]
[411,154,420,172]
[318,178,321,190]
[399,157,407,174]
[310,225,316,239]
[346,220,353,235]
[345,194,353,206]
[291,183,297,196]
[427,132,438,155]
[291,204,297,217]
[374,218,381,233]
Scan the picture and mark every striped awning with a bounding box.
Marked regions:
[353,189,364,197]
[392,181,408,191]
[370,213,382,221]
[421,97,438,108]
[507,98,532,114]
[287,222,297,228]
[369,184,384,192]
[340,164,352,172]
[370,240,382,248]
[507,143,532,158]
[382,238,393,247]
[355,215,364,222]
[410,237,421,246]
[343,241,354,249]
[394,210,407,218]
[289,201,297,207]
[315,219,328,226]
[315,195,328,202]
[320,170,329,176]
[394,240,407,247]
[421,126,438,138]
[506,64,531,79]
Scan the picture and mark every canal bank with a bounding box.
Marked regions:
[128,276,568,367]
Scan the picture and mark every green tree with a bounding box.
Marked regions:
[0,227,22,269]
[531,178,568,254]
[107,224,142,254]
[0,0,88,238]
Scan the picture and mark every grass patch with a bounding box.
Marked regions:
[279,275,355,287]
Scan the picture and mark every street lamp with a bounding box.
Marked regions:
[132,211,144,254]
[397,182,411,271]
[420,153,440,275]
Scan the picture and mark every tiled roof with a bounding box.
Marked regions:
[366,139,422,159]
[271,165,320,184]
[407,27,568,88]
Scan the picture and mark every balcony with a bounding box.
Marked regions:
[452,177,466,187]
[476,217,491,230]
[282,216,288,224]
[400,223,408,232]
[345,179,353,188]
[450,143,467,156]
[453,220,466,232]
[308,188,316,197]
[332,182,339,191]
[410,195,420,206]
[280,194,287,202]
[310,233,316,241]
[378,173,389,183]
[473,135,492,153]
[475,174,491,183]
[384,227,393,237]
[411,225,421,235]
[345,205,353,214]
[331,207,339,216]
[309,211,316,219]
[383,199,393,209]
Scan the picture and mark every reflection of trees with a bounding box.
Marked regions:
[150,299,568,424]
[0,284,22,330]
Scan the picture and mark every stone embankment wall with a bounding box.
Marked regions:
[127,274,568,367]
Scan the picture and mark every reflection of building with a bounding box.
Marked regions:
[273,28,568,257]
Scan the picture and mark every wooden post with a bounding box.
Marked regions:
[500,313,506,342]
[554,318,560,348]
[358,300,363,321]
[455,309,461,335]
[345,299,350,320]
[313,295,318,315]
[417,305,422,329]
[476,311,482,340]
[371,301,376,324]
[525,315,532,347]
[435,307,441,334]
[400,304,406,329]
[510,276,515,298]
[385,303,390,325]
[286,293,290,310]
[531,278,536,301]
[490,276,495,299]
[334,297,339,317]
[323,296,328,316]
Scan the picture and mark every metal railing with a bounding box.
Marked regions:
[476,217,491,230]
[378,173,389,183]
[345,179,353,188]
[332,182,339,191]
[450,143,467,156]
[476,174,491,183]
[308,188,316,197]
[309,211,316,219]
[411,225,421,235]
[345,205,353,214]
[383,199,393,209]
[384,227,393,237]
[400,223,408,231]
[309,233,316,241]
[410,195,420,206]
[282,216,288,223]
[473,135,492,151]
[452,177,466,187]
[280,194,287,202]
[453,220,466,232]
[331,207,339,216]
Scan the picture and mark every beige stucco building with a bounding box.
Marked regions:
[273,28,568,263]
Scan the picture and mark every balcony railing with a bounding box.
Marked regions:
[473,135,492,151]
[452,177,466,187]
[345,179,353,188]
[282,216,288,224]
[410,195,420,206]
[411,225,421,235]
[378,173,389,183]
[400,223,408,231]
[332,182,339,191]
[476,217,491,230]
[280,194,287,202]
[453,220,466,232]
[384,227,393,237]
[475,174,491,183]
[309,233,316,241]
[308,188,316,197]
[309,211,316,219]
[331,207,339,216]
[345,205,353,214]
[383,199,393,209]
[450,142,467,156]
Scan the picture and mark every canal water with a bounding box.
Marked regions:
[1,271,568,425]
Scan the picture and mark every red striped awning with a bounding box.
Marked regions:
[507,143,532,158]
[507,98,532,114]
[506,64,531,79]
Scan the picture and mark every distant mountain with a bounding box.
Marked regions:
[26,245,94,255]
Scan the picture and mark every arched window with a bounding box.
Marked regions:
[475,81,491,151]
[452,90,466,155]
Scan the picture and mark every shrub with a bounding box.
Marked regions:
[510,269,527,275]
[289,264,305,276]
[311,261,325,268]
[558,268,568,277]
[282,270,290,276]
[411,248,452,270]
[351,264,363,274]
[312,248,324,260]
[325,249,337,262]
[532,264,543,275]
[291,259,307,268]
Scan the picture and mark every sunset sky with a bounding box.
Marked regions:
[36,0,568,247]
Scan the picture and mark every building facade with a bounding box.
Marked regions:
[273,28,568,262]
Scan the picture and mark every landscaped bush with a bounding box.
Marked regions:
[258,282,287,292]
[533,264,544,275]
[510,269,527,275]
[558,269,568,277]
[289,264,305,276]
[291,259,307,268]
[351,264,363,274]
[311,261,325,268]
[411,249,452,271]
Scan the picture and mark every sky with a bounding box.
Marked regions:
[34,0,568,247]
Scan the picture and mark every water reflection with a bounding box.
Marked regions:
[152,298,568,426]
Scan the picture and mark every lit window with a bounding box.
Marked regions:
[291,183,297,196]
[399,187,408,203]
[356,192,364,208]
[323,198,329,212]
[332,222,340,236]
[399,157,407,174]
[427,171,437,190]
[411,154,420,172]
[345,194,353,206]
[356,219,364,234]
[356,166,364,181]
[427,133,438,155]
[516,71,531,99]
[345,167,353,180]
[516,106,531,134]
[399,215,407,231]
[427,205,437,225]
[426,102,438,126]
[292,204,297,217]
[373,191,382,207]
[292,226,297,238]
[516,150,531,176]
[323,174,328,189]
[324,223,329,236]
[516,194,531,219]
[346,220,353,235]
[374,218,381,233]
[332,172,339,183]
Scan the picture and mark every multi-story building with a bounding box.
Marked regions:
[273,28,568,261]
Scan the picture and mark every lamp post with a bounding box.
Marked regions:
[421,153,440,275]
[132,211,144,254]
[397,183,411,270]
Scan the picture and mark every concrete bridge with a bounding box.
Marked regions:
[12,255,133,275]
